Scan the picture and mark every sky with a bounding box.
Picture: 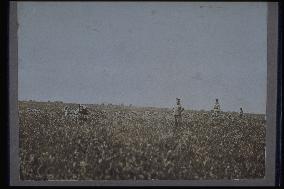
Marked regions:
[18,2,267,113]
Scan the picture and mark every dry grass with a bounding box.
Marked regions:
[19,101,265,180]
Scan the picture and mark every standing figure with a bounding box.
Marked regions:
[213,98,221,117]
[64,106,69,116]
[78,104,89,122]
[239,107,244,118]
[173,98,184,131]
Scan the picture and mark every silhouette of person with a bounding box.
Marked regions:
[213,98,221,117]
[173,98,184,129]
[239,107,244,118]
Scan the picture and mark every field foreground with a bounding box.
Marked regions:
[19,101,266,180]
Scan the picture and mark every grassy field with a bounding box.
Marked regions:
[19,100,266,180]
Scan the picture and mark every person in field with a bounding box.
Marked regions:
[173,98,184,129]
[239,107,244,118]
[64,106,69,116]
[213,98,221,117]
[78,104,89,121]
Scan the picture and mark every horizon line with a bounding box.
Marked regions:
[18,99,266,115]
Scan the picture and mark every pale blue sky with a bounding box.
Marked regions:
[18,2,267,113]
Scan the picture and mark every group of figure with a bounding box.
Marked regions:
[64,104,89,122]
[63,98,244,126]
[212,98,244,118]
[172,98,245,128]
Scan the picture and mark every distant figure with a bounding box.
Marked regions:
[239,107,244,118]
[173,98,184,129]
[213,98,221,117]
[78,104,89,121]
[64,106,69,116]
[79,105,88,115]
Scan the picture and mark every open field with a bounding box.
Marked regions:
[19,101,266,180]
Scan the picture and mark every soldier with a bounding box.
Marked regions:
[213,98,221,117]
[173,98,184,130]
[64,106,69,116]
[78,104,89,121]
[239,107,244,118]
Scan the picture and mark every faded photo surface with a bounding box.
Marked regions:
[18,2,267,180]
